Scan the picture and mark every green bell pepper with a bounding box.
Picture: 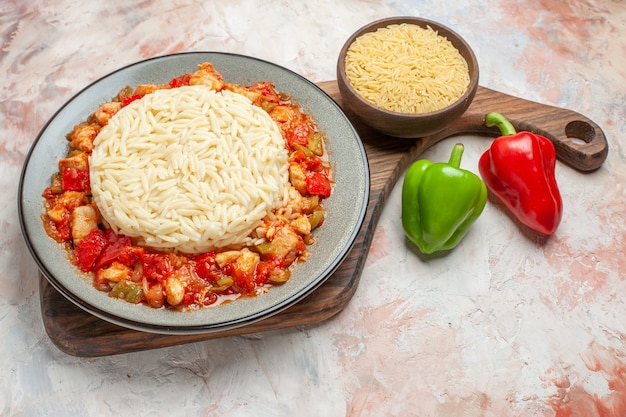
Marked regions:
[109,280,143,304]
[402,143,487,254]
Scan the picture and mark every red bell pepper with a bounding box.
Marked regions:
[74,228,107,272]
[92,229,134,270]
[479,112,563,235]
[121,94,142,107]
[61,167,90,192]
[306,172,332,198]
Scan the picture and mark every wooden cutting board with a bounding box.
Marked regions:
[39,80,608,357]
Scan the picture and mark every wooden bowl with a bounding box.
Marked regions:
[337,16,479,139]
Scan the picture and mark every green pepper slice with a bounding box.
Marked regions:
[109,280,143,304]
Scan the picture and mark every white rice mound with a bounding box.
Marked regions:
[89,85,290,254]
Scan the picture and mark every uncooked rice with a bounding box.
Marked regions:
[89,85,290,254]
[344,23,470,114]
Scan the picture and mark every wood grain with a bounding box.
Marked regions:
[39,81,608,357]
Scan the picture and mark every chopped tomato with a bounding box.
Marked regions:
[286,124,310,148]
[254,260,274,285]
[169,74,191,88]
[181,281,219,307]
[306,173,332,198]
[303,156,324,172]
[141,253,173,282]
[74,229,107,272]
[92,231,133,270]
[42,187,58,200]
[223,263,255,294]
[194,252,220,282]
[181,292,196,306]
[248,81,282,104]
[41,212,71,243]
[289,149,308,163]
[255,259,285,285]
[40,191,73,242]
[202,291,219,306]
[290,150,325,172]
[121,94,142,107]
[118,245,144,266]
[61,168,90,192]
[181,280,202,306]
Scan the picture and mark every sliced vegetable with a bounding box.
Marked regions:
[306,172,332,198]
[61,168,90,192]
[74,228,107,272]
[109,280,143,303]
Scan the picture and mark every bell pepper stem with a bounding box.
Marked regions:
[485,112,517,136]
[448,143,465,168]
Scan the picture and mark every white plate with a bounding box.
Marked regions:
[18,52,370,334]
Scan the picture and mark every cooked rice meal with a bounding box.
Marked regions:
[344,23,470,114]
[41,62,333,310]
[90,86,289,254]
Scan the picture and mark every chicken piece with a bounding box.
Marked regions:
[281,187,319,217]
[70,204,99,245]
[301,195,321,214]
[227,84,262,106]
[189,62,224,90]
[290,214,311,235]
[133,83,168,96]
[97,262,131,283]
[58,151,89,171]
[268,104,297,124]
[234,248,260,278]
[46,191,87,223]
[247,81,283,107]
[66,122,98,153]
[59,191,87,209]
[165,277,185,306]
[91,101,122,126]
[45,206,67,224]
[215,250,241,268]
[288,162,307,195]
[259,226,305,268]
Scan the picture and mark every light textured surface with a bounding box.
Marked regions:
[2,0,626,416]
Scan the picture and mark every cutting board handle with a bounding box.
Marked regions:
[419,87,608,172]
